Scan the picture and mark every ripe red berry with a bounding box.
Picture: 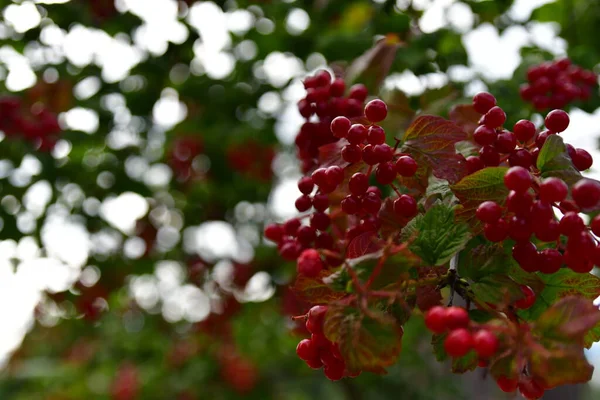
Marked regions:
[591,215,600,236]
[573,148,593,170]
[512,241,538,272]
[298,177,314,195]
[373,144,394,162]
[312,194,329,212]
[342,144,362,163]
[305,356,323,369]
[508,149,533,168]
[361,192,382,214]
[284,218,301,235]
[361,144,379,165]
[393,195,418,218]
[504,166,532,193]
[296,339,318,361]
[445,307,470,330]
[476,201,502,223]
[367,125,386,145]
[544,109,570,132]
[280,241,301,260]
[310,212,330,231]
[330,116,351,138]
[472,330,498,358]
[534,219,560,242]
[519,378,545,400]
[306,305,328,334]
[559,211,585,236]
[325,165,344,186]
[466,156,484,174]
[494,131,517,153]
[349,173,369,195]
[311,168,327,188]
[479,146,500,166]
[530,200,553,229]
[572,178,600,209]
[565,250,594,273]
[538,248,563,274]
[506,191,533,217]
[324,360,345,381]
[297,249,324,277]
[347,124,368,145]
[472,92,496,114]
[297,225,316,245]
[482,106,506,128]
[539,177,568,203]
[514,285,536,309]
[513,119,536,142]
[348,84,368,102]
[295,195,312,212]
[341,195,360,215]
[473,125,496,146]
[264,224,283,242]
[424,306,447,334]
[329,78,345,97]
[444,328,473,357]
[375,162,396,184]
[496,376,518,393]
[395,156,418,177]
[484,219,509,242]
[364,99,388,122]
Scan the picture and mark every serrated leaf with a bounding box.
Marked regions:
[533,296,600,344]
[323,303,403,372]
[536,134,582,186]
[345,34,403,91]
[448,103,480,138]
[529,341,594,389]
[346,232,383,259]
[518,269,600,320]
[457,237,508,280]
[292,270,346,304]
[400,115,469,184]
[471,275,526,305]
[408,204,470,266]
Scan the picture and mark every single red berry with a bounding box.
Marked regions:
[565,250,594,273]
[567,230,596,258]
[393,195,418,218]
[473,125,496,146]
[284,218,301,236]
[298,177,314,195]
[572,148,593,171]
[366,186,382,198]
[504,166,532,193]
[348,84,368,102]
[296,339,317,361]
[494,130,517,153]
[534,219,560,242]
[341,195,360,215]
[297,225,316,245]
[306,305,328,334]
[466,156,484,174]
[496,376,518,393]
[373,144,394,162]
[314,70,332,86]
[512,241,538,272]
[591,215,600,236]
[311,168,328,188]
[424,306,447,334]
[295,195,312,212]
[472,330,498,358]
[539,177,568,203]
[530,200,553,229]
[445,307,470,330]
[514,285,536,309]
[312,194,329,212]
[315,232,334,250]
[264,224,283,242]
[444,328,473,358]
[297,249,324,277]
[506,190,533,217]
[305,356,323,369]
[519,377,545,400]
[479,146,500,166]
[325,165,344,187]
[476,201,502,223]
[538,248,563,274]
[349,173,369,195]
[375,162,396,185]
[361,192,382,214]
[482,106,506,128]
[330,116,351,138]
[572,178,600,209]
[513,119,536,142]
[324,359,345,381]
[298,99,314,118]
[559,211,585,236]
[535,130,551,149]
[364,99,388,122]
[362,144,379,165]
[472,92,496,114]
[329,78,345,97]
[342,144,362,163]
[508,148,533,169]
[346,124,368,145]
[395,156,418,177]
[367,125,386,145]
[310,212,330,231]
[544,109,570,132]
[484,219,508,242]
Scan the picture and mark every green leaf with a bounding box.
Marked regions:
[408,204,470,266]
[536,134,582,185]
[529,343,594,389]
[451,350,478,374]
[400,115,469,184]
[292,270,346,304]
[533,296,600,344]
[518,269,600,320]
[323,303,403,373]
[431,333,448,362]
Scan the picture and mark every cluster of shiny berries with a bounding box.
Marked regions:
[496,374,546,400]
[467,93,591,174]
[520,58,597,111]
[265,94,419,276]
[424,306,499,360]
[295,305,360,381]
[296,70,368,173]
[0,96,61,151]
[477,164,600,274]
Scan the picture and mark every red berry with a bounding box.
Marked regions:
[472,330,498,358]
[347,124,368,145]
[310,212,330,231]
[559,211,585,236]
[565,250,593,273]
[341,195,360,215]
[484,219,509,242]
[508,148,533,169]
[514,285,536,309]
[591,215,600,236]
[311,168,327,188]
[513,119,536,142]
[375,162,396,184]
[504,166,532,193]
[264,224,283,242]
[306,305,328,334]
[494,131,517,153]
[312,194,329,212]
[482,106,506,128]
[329,78,345,97]
[362,144,379,165]
[349,173,369,195]
[539,177,568,203]
[373,144,394,162]
[330,116,351,138]
[472,92,496,114]
[366,186,382,198]
[519,378,545,400]
[295,195,312,212]
[296,339,317,361]
[325,165,344,187]
[305,356,323,369]
[395,156,418,177]
[534,219,560,242]
[573,148,593,170]
[297,225,316,245]
[506,190,533,216]
[284,218,301,235]
[496,376,518,393]
[342,144,362,163]
[393,195,418,218]
[544,109,570,132]
[466,156,484,174]
[538,248,563,274]
[297,249,324,277]
[476,201,502,223]
[530,200,553,229]
[298,177,314,195]
[535,130,552,149]
[361,192,382,214]
[445,307,470,330]
[572,178,600,209]
[324,359,345,381]
[479,146,500,166]
[512,241,538,272]
[280,241,301,260]
[473,125,496,146]
[424,306,447,334]
[444,328,473,357]
[364,99,387,122]
[348,84,368,102]
[367,125,386,145]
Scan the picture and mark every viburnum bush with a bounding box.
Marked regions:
[266,68,600,398]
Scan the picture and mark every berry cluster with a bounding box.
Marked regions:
[226,139,275,182]
[266,94,419,276]
[0,96,61,151]
[295,305,360,380]
[424,306,499,360]
[295,69,368,173]
[519,58,597,111]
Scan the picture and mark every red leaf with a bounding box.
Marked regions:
[449,104,480,138]
[401,115,468,184]
[346,232,383,259]
[533,296,600,344]
[291,270,346,304]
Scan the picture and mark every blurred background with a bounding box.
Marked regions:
[0,0,598,398]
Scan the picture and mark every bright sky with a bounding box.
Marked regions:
[2,0,600,384]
